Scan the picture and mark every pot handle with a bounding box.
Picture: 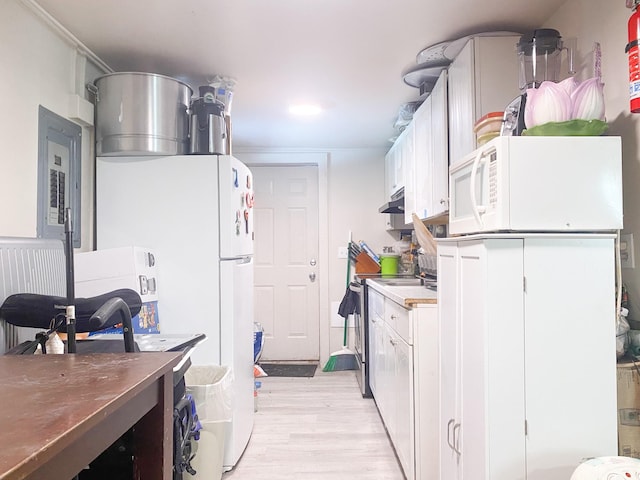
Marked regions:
[86,83,99,102]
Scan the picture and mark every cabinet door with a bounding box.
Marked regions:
[440,239,525,480]
[448,36,521,167]
[431,70,449,216]
[399,122,412,198]
[473,36,521,121]
[394,329,414,480]
[380,321,395,435]
[457,239,526,480]
[385,143,398,198]
[413,306,440,480]
[368,288,384,397]
[448,39,475,166]
[438,243,461,479]
[368,317,378,396]
[403,121,417,224]
[413,96,433,223]
[522,237,618,475]
[457,243,487,479]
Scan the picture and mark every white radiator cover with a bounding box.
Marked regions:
[0,237,66,353]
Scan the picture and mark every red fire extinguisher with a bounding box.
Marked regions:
[627,0,640,113]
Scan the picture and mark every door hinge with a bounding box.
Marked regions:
[525,419,528,435]
[523,276,527,293]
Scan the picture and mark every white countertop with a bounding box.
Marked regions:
[367,278,437,307]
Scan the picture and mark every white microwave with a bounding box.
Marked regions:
[448,136,623,235]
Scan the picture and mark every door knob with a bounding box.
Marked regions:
[310,258,317,266]
[309,272,316,282]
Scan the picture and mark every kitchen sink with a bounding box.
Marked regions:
[375,277,428,287]
[372,276,438,291]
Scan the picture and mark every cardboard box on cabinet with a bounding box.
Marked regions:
[617,361,640,458]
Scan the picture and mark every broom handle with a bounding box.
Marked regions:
[343,235,352,347]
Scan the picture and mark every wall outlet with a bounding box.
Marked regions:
[621,233,635,269]
[338,246,348,259]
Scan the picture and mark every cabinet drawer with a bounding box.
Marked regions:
[385,299,412,345]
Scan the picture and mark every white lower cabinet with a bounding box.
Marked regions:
[437,234,618,480]
[368,285,438,480]
[393,326,413,477]
[368,287,384,398]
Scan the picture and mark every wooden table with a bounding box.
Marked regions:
[0,352,182,480]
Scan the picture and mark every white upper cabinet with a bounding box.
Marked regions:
[447,35,520,165]
[411,94,432,224]
[385,124,410,198]
[430,70,449,216]
[405,101,423,225]
[388,36,519,225]
[407,69,448,224]
[385,140,400,198]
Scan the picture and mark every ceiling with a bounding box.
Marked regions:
[33,0,568,150]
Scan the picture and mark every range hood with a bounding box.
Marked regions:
[379,197,404,214]
[379,190,405,214]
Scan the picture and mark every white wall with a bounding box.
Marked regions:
[546,3,640,320]
[0,0,105,250]
[327,149,395,352]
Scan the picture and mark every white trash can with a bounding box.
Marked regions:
[184,365,233,480]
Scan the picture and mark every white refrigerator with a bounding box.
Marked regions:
[96,154,254,470]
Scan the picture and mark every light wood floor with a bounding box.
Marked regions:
[223,370,405,480]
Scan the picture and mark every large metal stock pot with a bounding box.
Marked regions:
[91,72,193,156]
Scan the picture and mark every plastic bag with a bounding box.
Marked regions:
[617,313,630,358]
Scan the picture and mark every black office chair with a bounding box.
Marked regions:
[0,288,142,354]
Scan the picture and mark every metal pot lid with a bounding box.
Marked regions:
[92,71,193,93]
[416,40,453,65]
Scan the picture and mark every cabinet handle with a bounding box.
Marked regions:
[390,314,397,320]
[389,338,397,347]
[453,423,462,456]
[447,419,455,451]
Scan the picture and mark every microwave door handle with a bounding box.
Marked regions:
[469,147,485,228]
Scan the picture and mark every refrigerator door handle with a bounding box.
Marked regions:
[224,256,252,264]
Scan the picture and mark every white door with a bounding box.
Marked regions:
[252,165,320,361]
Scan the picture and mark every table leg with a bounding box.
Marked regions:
[132,371,173,479]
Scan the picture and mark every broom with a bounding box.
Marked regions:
[323,234,359,372]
